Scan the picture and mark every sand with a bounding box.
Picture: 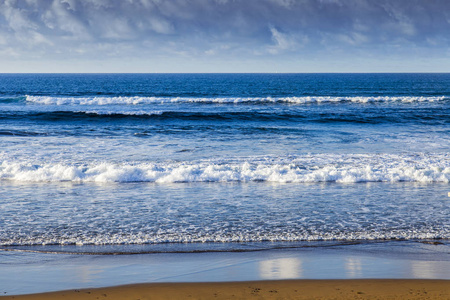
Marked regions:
[2,280,449,300]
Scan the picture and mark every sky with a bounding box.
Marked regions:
[0,0,449,73]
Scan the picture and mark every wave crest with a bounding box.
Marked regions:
[1,154,449,183]
[25,95,447,105]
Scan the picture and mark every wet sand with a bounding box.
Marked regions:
[2,241,450,296]
[2,280,449,299]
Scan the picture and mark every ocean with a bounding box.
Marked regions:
[0,73,449,252]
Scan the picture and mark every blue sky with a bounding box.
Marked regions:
[1,0,449,73]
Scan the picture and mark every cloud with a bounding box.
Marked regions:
[267,26,308,54]
[0,0,449,71]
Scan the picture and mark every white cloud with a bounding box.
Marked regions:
[269,0,295,8]
[337,32,368,46]
[382,4,417,37]
[148,17,174,34]
[0,47,19,58]
[268,26,308,54]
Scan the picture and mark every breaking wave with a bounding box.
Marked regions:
[1,154,449,183]
[25,95,448,105]
[1,230,448,247]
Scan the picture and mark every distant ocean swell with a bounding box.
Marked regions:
[24,95,448,105]
[3,109,449,125]
[1,154,449,183]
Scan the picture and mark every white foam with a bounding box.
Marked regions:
[25,95,447,105]
[80,110,163,116]
[1,229,448,246]
[1,154,449,183]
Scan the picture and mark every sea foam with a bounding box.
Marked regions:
[1,154,449,183]
[25,95,447,105]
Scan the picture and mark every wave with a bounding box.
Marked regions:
[0,96,24,103]
[0,130,46,136]
[2,240,448,253]
[25,95,448,105]
[1,231,448,247]
[1,154,449,183]
[4,109,448,125]
[11,110,246,121]
[79,110,164,116]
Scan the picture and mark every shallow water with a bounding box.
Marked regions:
[0,181,449,247]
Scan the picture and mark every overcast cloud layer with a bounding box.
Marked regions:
[0,0,449,72]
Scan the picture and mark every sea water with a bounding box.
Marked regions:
[0,73,449,250]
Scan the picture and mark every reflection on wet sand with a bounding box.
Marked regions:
[411,260,449,279]
[71,265,104,283]
[345,257,363,277]
[259,258,302,279]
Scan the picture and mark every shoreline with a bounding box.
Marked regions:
[2,279,450,299]
[2,240,450,296]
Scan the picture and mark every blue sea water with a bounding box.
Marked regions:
[0,73,449,250]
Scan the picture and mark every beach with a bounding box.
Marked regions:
[1,240,449,297]
[3,280,450,300]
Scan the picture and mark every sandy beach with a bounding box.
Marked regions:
[2,280,449,300]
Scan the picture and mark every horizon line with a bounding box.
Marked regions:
[1,72,449,75]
